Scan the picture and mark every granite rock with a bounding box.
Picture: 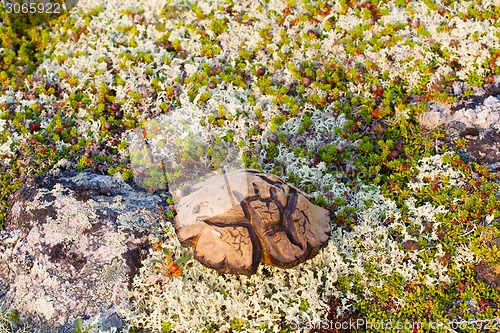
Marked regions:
[420,76,500,172]
[0,171,169,331]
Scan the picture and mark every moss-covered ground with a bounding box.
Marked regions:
[1,0,500,332]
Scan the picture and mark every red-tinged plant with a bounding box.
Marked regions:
[145,246,190,286]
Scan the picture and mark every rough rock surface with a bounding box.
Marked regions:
[420,76,500,172]
[174,169,331,275]
[475,260,500,293]
[0,170,169,331]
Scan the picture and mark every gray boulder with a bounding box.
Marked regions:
[420,79,500,172]
[0,171,169,331]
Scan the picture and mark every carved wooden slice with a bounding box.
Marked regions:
[174,169,331,275]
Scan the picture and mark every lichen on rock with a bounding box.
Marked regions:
[0,170,169,329]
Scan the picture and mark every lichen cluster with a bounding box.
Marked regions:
[1,0,500,331]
